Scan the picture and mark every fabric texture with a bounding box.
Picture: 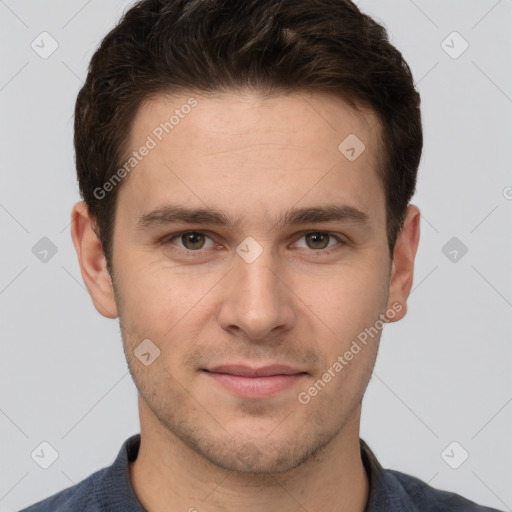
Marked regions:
[20,433,503,511]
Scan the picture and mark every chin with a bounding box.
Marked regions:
[187,430,330,475]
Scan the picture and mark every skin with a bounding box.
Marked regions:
[71,90,420,511]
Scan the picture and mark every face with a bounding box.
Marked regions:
[80,90,415,474]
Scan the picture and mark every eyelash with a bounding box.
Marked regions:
[161,230,346,256]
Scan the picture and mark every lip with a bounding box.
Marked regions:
[206,364,306,377]
[203,365,308,398]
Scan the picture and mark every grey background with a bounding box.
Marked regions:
[1,0,511,510]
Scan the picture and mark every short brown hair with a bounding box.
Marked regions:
[74,0,422,274]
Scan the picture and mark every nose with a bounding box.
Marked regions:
[217,248,296,341]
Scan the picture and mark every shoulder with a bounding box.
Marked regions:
[386,468,503,512]
[360,438,503,512]
[19,434,142,512]
[19,467,108,511]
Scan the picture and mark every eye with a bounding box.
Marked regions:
[162,230,345,256]
[167,231,216,251]
[294,232,343,251]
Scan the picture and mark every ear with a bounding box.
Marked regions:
[70,201,118,319]
[386,205,421,322]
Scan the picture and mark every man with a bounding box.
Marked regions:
[22,0,502,510]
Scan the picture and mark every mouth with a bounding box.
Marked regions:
[202,365,308,398]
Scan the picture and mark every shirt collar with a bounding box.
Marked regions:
[101,433,145,511]
[360,438,420,512]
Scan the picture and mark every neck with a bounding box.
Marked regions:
[129,398,369,512]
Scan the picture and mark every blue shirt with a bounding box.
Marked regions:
[20,434,503,511]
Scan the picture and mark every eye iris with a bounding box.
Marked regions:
[182,232,205,250]
[306,233,329,249]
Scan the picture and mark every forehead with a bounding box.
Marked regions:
[117,90,385,230]
[131,90,380,158]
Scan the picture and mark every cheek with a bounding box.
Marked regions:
[117,260,219,348]
[296,257,389,336]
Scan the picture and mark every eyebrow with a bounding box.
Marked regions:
[136,204,369,231]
